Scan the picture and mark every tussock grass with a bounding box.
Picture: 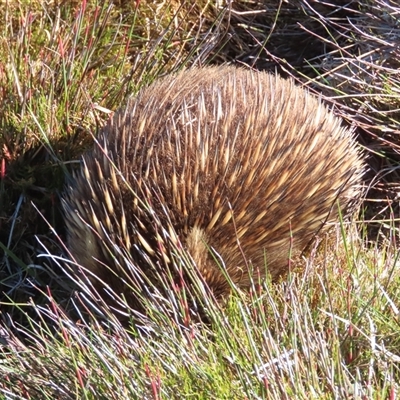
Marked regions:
[0,0,225,310]
[224,0,400,223]
[2,223,400,398]
[1,0,400,398]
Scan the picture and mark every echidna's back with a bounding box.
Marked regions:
[64,66,364,298]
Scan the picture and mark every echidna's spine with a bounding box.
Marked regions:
[64,66,364,300]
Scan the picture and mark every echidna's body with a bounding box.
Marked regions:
[64,66,364,301]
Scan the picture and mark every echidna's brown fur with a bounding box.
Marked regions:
[63,66,364,302]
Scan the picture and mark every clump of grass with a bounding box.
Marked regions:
[0,0,227,312]
[223,0,400,224]
[1,221,400,398]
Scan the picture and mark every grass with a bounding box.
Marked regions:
[2,225,400,398]
[1,0,400,398]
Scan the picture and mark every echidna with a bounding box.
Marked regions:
[63,66,364,303]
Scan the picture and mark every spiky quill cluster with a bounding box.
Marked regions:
[63,66,364,303]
